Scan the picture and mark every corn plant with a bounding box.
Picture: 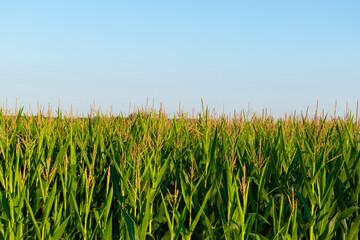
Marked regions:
[0,106,359,239]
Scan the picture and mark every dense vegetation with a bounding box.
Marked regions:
[0,107,359,239]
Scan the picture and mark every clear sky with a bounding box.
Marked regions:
[1,1,359,118]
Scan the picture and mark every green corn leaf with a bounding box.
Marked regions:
[189,182,214,233]
[347,215,360,240]
[70,193,86,237]
[103,214,113,240]
[42,182,57,227]
[295,191,311,222]
[174,207,188,240]
[51,216,70,240]
[160,191,173,235]
[103,186,113,224]
[244,213,256,239]
[332,207,360,234]
[121,209,138,240]
[257,159,270,206]
[1,192,12,223]
[24,198,41,239]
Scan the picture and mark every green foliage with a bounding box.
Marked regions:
[0,107,359,239]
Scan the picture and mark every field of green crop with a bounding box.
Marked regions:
[0,106,359,239]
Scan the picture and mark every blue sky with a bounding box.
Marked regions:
[1,1,359,117]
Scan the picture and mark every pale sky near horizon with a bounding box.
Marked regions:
[1,1,359,118]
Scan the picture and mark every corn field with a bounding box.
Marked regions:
[0,106,359,239]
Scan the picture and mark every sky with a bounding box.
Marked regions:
[1,1,359,118]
